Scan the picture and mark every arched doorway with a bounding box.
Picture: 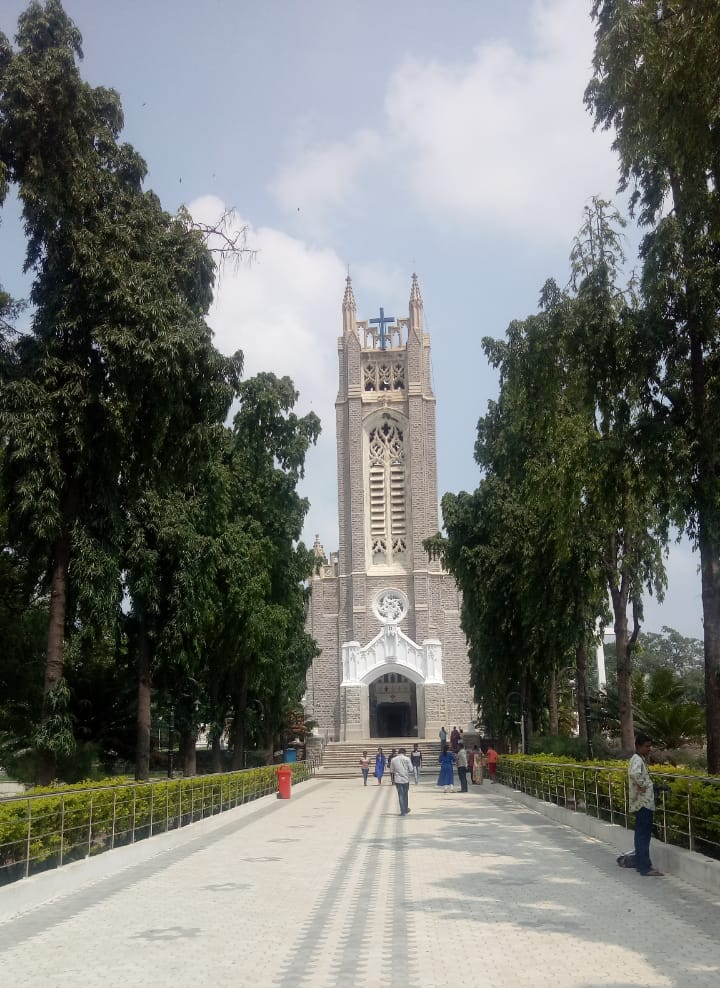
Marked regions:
[369,673,417,737]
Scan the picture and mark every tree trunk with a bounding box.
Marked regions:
[209,665,224,773]
[613,600,634,752]
[211,737,223,774]
[135,617,152,781]
[44,534,70,696]
[264,719,275,765]
[575,643,588,740]
[608,529,637,753]
[671,186,720,771]
[230,662,249,770]
[181,729,197,777]
[686,283,720,773]
[699,528,720,773]
[230,703,245,770]
[36,532,72,784]
[548,669,559,735]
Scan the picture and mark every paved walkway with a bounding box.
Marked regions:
[2,777,719,987]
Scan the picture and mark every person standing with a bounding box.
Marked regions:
[470,744,483,784]
[392,747,414,815]
[410,743,423,784]
[450,726,460,753]
[359,750,370,786]
[375,746,387,785]
[486,744,498,782]
[456,741,469,792]
[436,742,456,792]
[629,734,663,877]
[439,725,447,745]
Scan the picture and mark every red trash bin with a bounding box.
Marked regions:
[277,765,292,800]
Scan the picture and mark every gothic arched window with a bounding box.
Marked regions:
[368,420,407,564]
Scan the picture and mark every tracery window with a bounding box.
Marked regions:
[368,420,407,563]
[363,362,405,392]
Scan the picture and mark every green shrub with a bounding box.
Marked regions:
[0,761,313,885]
[496,754,720,860]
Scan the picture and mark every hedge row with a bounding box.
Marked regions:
[496,755,720,861]
[0,762,312,885]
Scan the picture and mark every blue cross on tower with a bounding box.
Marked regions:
[369,307,396,351]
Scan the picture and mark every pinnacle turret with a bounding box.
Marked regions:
[312,534,327,563]
[409,272,423,333]
[342,275,357,335]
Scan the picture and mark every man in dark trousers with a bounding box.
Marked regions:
[456,741,469,792]
[392,747,414,816]
[628,734,663,877]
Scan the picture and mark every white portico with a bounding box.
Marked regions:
[339,589,445,740]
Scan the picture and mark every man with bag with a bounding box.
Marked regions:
[628,734,663,877]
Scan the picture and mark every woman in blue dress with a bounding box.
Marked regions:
[437,743,456,791]
[374,746,387,785]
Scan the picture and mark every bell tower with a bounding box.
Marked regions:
[305,276,473,741]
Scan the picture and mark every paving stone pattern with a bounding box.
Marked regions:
[1,778,719,987]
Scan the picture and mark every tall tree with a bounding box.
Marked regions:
[564,198,667,749]
[222,373,320,766]
[587,1,720,770]
[0,1,240,780]
[431,202,667,751]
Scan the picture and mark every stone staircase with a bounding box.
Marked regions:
[318,739,444,778]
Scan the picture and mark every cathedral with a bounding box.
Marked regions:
[304,275,475,741]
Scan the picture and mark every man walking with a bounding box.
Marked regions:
[456,741,469,792]
[628,734,663,877]
[392,747,414,816]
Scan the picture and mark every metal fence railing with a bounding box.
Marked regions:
[496,758,720,862]
[0,760,316,886]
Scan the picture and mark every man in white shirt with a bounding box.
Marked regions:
[628,733,663,877]
[392,747,414,816]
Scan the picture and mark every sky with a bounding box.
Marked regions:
[0,0,705,640]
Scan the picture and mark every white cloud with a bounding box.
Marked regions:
[190,195,342,395]
[271,0,618,243]
[270,130,382,235]
[188,196,401,551]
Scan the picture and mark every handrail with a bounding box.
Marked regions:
[496,757,720,861]
[0,760,316,885]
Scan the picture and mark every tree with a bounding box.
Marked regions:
[587,0,720,770]
[430,200,668,751]
[604,626,705,706]
[563,198,668,749]
[220,373,320,766]
[0,450,48,772]
[0,1,241,781]
[431,300,606,747]
[632,667,705,750]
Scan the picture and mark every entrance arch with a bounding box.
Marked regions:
[369,673,417,738]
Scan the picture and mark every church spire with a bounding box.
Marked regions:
[409,272,423,334]
[342,275,357,335]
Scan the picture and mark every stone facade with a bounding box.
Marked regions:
[304,276,475,741]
